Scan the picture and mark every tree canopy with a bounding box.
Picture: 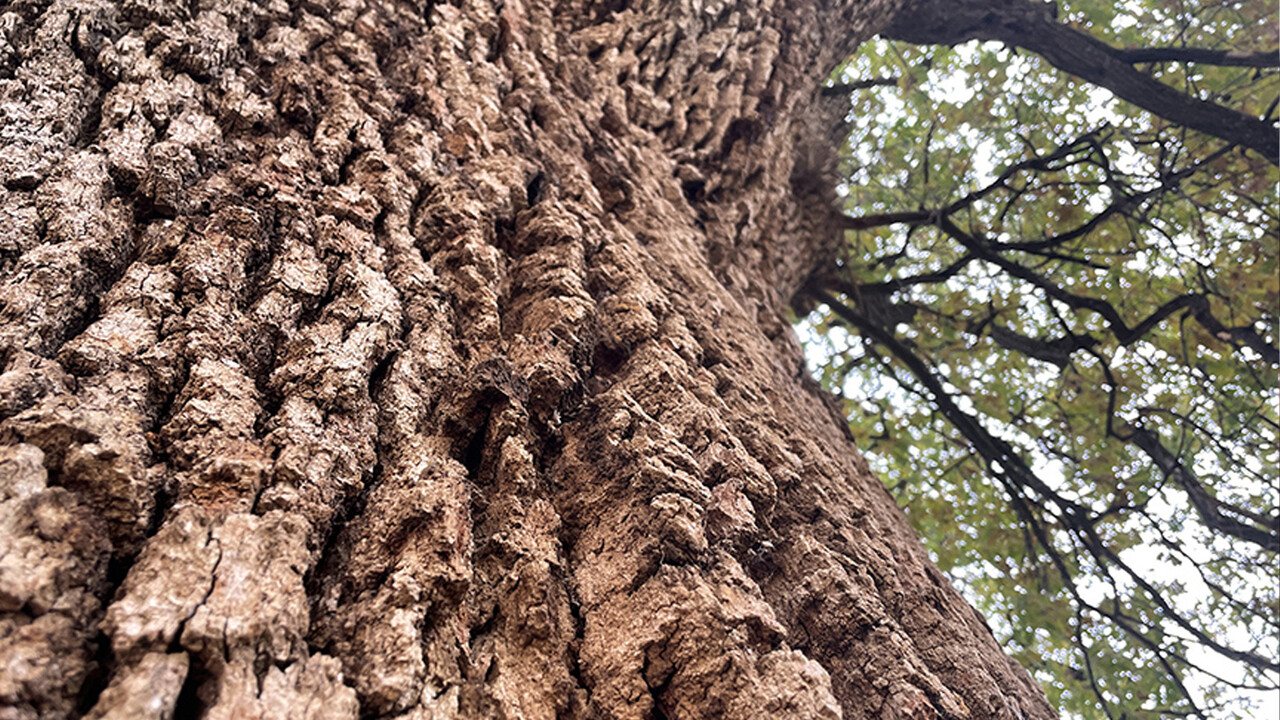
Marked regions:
[803,1,1278,718]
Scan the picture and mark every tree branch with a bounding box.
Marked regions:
[822,77,900,96]
[1123,422,1280,552]
[838,210,935,230]
[882,0,1280,164]
[810,288,1280,678]
[933,216,1280,361]
[1112,47,1280,68]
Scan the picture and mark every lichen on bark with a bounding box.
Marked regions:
[0,1,1055,719]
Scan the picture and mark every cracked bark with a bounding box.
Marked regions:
[0,1,1054,719]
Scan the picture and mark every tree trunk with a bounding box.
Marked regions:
[0,1,1055,719]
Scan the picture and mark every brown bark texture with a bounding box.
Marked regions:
[0,1,1056,719]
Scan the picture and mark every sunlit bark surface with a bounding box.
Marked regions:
[0,1,1055,718]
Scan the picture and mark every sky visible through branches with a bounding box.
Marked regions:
[799,2,1279,718]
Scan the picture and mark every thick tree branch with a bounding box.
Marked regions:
[982,321,1098,367]
[883,0,1280,163]
[1112,46,1280,68]
[811,288,1084,514]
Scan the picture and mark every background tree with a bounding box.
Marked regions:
[804,1,1278,718]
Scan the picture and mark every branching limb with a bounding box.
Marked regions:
[809,287,1279,678]
[932,216,1280,362]
[1122,422,1280,552]
[881,0,1280,163]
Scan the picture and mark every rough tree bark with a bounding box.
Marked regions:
[0,1,1056,719]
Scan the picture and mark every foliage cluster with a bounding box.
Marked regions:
[806,2,1278,717]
